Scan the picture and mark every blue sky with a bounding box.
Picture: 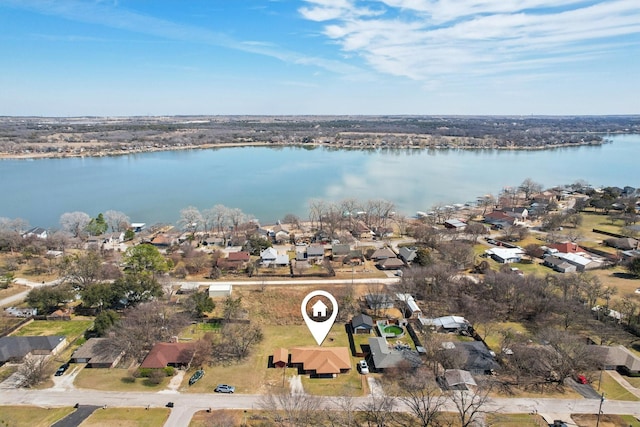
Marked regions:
[1,0,639,116]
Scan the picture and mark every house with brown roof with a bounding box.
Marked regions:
[217,251,251,270]
[289,347,351,377]
[140,342,195,369]
[549,242,586,254]
[377,257,405,270]
[70,338,124,368]
[272,348,288,368]
[370,247,396,261]
[483,210,516,228]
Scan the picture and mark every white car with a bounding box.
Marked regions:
[358,360,369,374]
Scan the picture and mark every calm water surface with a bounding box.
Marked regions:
[1,134,638,228]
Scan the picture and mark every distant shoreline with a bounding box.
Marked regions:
[0,139,610,160]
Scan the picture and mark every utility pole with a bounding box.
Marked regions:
[595,392,605,427]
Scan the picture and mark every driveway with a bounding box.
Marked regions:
[566,377,603,400]
[51,405,101,427]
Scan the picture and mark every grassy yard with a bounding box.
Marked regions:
[479,321,530,353]
[11,319,93,340]
[592,371,640,401]
[625,375,640,389]
[589,267,640,298]
[80,407,170,427]
[0,406,74,427]
[572,413,640,427]
[576,212,625,243]
[184,323,367,396]
[74,367,173,392]
[486,413,547,426]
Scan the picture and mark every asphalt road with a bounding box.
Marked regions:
[1,388,639,427]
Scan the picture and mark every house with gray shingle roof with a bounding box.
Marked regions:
[0,336,66,363]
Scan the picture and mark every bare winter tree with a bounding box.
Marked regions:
[104,210,130,232]
[16,355,48,388]
[109,301,189,362]
[326,394,357,427]
[204,204,230,234]
[447,385,492,427]
[398,367,446,427]
[179,206,204,238]
[519,178,543,200]
[258,389,322,427]
[59,211,91,238]
[360,393,397,427]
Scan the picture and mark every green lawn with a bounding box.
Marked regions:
[185,323,366,396]
[0,406,74,427]
[486,413,547,426]
[479,321,530,353]
[12,319,93,341]
[80,407,170,427]
[593,371,640,401]
[74,368,172,392]
[624,375,640,389]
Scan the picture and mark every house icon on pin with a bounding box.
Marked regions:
[311,300,328,318]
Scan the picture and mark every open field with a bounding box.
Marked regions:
[589,267,640,299]
[11,319,93,339]
[576,212,626,243]
[0,406,74,427]
[479,321,530,352]
[80,407,170,427]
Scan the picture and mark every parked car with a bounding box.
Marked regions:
[55,363,69,376]
[358,360,369,374]
[576,374,588,384]
[166,402,174,408]
[214,384,235,393]
[189,369,205,386]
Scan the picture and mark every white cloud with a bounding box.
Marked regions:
[300,0,640,84]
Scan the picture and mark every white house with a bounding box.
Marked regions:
[484,247,524,263]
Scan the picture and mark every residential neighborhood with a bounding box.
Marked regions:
[1,181,640,426]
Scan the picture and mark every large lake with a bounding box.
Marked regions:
[1,134,638,228]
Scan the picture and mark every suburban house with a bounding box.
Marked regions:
[368,337,420,371]
[502,207,528,221]
[442,341,499,375]
[260,247,289,267]
[140,342,195,369]
[351,313,374,334]
[208,283,233,298]
[398,247,417,263]
[351,220,374,239]
[590,345,640,375]
[331,244,351,257]
[444,219,467,230]
[0,336,67,364]
[483,210,516,228]
[130,223,146,233]
[377,257,405,270]
[485,247,524,264]
[297,244,325,263]
[272,348,288,368]
[548,242,586,254]
[395,294,422,318]
[70,338,124,368]
[442,369,477,391]
[543,255,577,273]
[218,251,251,270]
[23,226,48,240]
[289,347,351,377]
[369,247,396,261]
[419,316,470,333]
[605,237,639,250]
[365,293,394,310]
[550,252,602,272]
